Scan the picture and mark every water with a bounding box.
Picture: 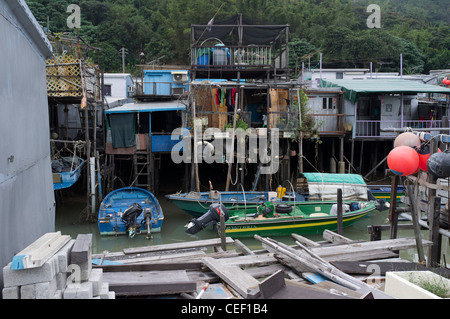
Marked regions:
[55,190,449,264]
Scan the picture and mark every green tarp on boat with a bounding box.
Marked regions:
[298,173,368,201]
[320,79,450,104]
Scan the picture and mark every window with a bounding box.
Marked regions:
[336,72,344,79]
[104,85,112,97]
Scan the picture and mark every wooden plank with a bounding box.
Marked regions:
[219,253,277,267]
[330,261,450,278]
[71,234,92,264]
[202,257,260,299]
[291,233,320,247]
[322,229,354,244]
[96,262,203,272]
[122,237,234,254]
[103,270,196,296]
[309,238,432,259]
[11,232,71,270]
[259,269,286,299]
[234,239,255,255]
[255,235,394,299]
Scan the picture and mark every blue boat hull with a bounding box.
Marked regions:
[52,157,85,191]
[98,187,164,236]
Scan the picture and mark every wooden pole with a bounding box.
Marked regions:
[220,212,227,251]
[337,188,343,235]
[225,91,239,191]
[428,196,442,268]
[389,175,399,239]
[407,184,425,263]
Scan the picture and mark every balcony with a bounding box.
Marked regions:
[267,112,346,137]
[355,119,444,138]
[191,44,288,80]
[190,15,289,80]
[46,55,102,103]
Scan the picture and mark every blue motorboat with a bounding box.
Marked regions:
[52,156,85,190]
[98,187,164,237]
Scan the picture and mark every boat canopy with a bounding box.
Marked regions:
[298,173,368,201]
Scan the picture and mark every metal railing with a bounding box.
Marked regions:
[135,82,187,97]
[192,45,288,69]
[355,119,444,138]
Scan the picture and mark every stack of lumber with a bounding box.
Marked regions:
[2,232,114,299]
[91,230,438,299]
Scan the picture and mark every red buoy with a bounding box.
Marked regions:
[417,144,430,171]
[387,146,419,176]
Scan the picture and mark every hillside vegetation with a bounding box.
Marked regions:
[26,0,449,75]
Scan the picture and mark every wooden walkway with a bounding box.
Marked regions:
[91,230,440,299]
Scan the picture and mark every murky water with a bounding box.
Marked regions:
[55,190,449,264]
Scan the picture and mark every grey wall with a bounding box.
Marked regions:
[0,0,55,288]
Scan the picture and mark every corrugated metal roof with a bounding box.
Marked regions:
[105,101,187,114]
[320,79,450,103]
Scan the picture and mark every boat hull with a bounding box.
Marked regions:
[368,185,404,202]
[166,191,302,217]
[221,202,376,238]
[98,187,164,236]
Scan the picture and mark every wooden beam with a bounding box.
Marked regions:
[103,270,196,296]
[202,257,260,299]
[122,237,234,254]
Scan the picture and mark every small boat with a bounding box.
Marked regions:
[52,156,85,190]
[167,173,384,217]
[185,200,377,238]
[165,190,303,217]
[98,187,164,238]
[367,185,405,202]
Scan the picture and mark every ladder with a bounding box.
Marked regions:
[133,150,152,191]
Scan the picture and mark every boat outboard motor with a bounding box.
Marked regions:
[121,203,143,238]
[185,203,229,235]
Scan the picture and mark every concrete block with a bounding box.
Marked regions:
[64,281,94,299]
[55,239,75,273]
[63,286,78,299]
[89,268,103,296]
[53,290,63,299]
[98,282,110,299]
[56,272,67,290]
[20,277,57,299]
[71,234,92,264]
[2,286,20,299]
[78,259,92,281]
[3,254,58,287]
[76,281,93,299]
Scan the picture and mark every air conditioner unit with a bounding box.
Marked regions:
[172,71,188,83]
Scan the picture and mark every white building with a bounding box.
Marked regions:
[103,73,135,107]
